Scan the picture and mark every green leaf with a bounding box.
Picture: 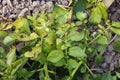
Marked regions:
[110,27,120,35]
[115,72,120,79]
[3,36,16,46]
[11,58,27,75]
[112,76,117,80]
[47,50,64,63]
[67,59,78,70]
[53,5,67,17]
[76,11,87,21]
[73,0,87,14]
[94,55,104,65]
[97,45,106,52]
[96,36,108,44]
[0,47,5,53]
[75,21,82,26]
[112,21,120,28]
[113,40,120,52]
[102,71,112,80]
[0,31,8,37]
[0,59,6,67]
[6,46,16,66]
[69,46,86,58]
[39,71,45,80]
[13,17,31,34]
[69,28,84,41]
[57,14,67,24]
[54,59,66,67]
[45,31,56,45]
[89,7,102,25]
[97,2,108,19]
[80,66,87,73]
[18,69,35,79]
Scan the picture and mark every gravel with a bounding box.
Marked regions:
[0,0,69,21]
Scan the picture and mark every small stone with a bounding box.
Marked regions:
[18,8,28,17]
[108,45,113,52]
[32,1,40,7]
[41,0,45,5]
[101,62,107,68]
[46,1,54,12]
[16,42,24,52]
[2,0,7,5]
[110,63,114,71]
[105,54,113,64]
[13,0,18,5]
[111,51,116,56]
[62,0,68,5]
[9,14,17,19]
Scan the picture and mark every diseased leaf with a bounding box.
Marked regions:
[69,46,86,58]
[24,44,41,58]
[47,50,64,63]
[89,7,102,25]
[0,23,13,30]
[69,28,84,41]
[17,32,38,41]
[13,17,31,34]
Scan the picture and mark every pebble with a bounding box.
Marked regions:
[107,45,113,52]
[0,0,69,20]
[32,1,40,7]
[105,55,113,64]
[18,8,28,17]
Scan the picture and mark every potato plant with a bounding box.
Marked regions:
[0,0,120,80]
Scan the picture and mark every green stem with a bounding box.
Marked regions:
[84,63,94,77]
[88,34,101,45]
[44,63,50,79]
[67,61,82,80]
[88,23,110,46]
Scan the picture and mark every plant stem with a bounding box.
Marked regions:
[44,63,50,79]
[84,63,94,77]
[67,61,82,80]
[88,34,101,45]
